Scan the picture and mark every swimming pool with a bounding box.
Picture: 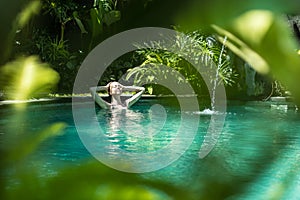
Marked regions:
[1,98,300,199]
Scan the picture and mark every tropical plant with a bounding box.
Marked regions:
[43,0,88,43]
[88,0,121,50]
[22,29,82,93]
[13,0,123,93]
[125,31,238,95]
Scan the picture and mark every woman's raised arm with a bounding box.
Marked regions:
[124,86,145,108]
[90,85,111,109]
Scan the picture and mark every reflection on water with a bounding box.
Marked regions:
[95,104,177,153]
[103,104,167,138]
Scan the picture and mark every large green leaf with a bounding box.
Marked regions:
[73,11,88,34]
[103,10,121,26]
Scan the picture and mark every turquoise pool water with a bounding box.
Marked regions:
[1,99,300,199]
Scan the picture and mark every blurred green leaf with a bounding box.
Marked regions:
[177,0,300,30]
[16,0,41,28]
[6,122,66,163]
[4,161,191,200]
[212,24,270,74]
[0,56,60,100]
[0,0,41,64]
[232,10,274,46]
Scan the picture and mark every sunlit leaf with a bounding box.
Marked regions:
[212,24,270,74]
[232,10,274,46]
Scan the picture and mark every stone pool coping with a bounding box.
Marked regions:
[0,95,296,107]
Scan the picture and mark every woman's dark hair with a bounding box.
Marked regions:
[107,82,111,95]
[107,82,112,102]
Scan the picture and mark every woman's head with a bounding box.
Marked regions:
[108,82,123,96]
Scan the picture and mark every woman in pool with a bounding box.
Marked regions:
[90,82,145,109]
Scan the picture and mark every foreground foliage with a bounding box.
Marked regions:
[1,0,300,200]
